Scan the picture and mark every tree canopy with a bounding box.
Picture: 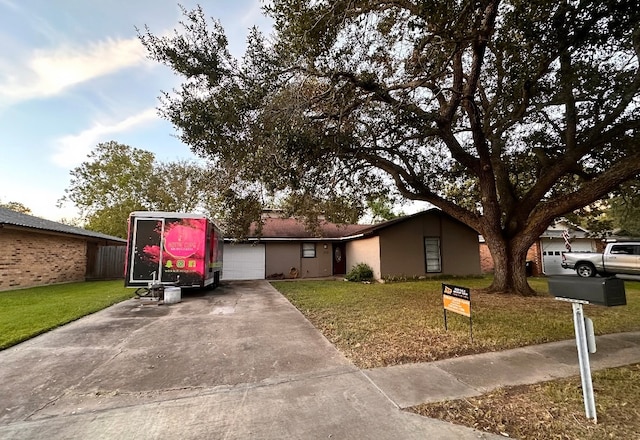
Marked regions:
[0,200,31,214]
[140,1,640,295]
[59,141,215,238]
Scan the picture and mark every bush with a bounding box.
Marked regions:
[345,263,374,282]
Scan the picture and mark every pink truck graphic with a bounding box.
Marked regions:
[125,212,223,288]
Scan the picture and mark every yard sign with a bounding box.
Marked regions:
[442,283,473,342]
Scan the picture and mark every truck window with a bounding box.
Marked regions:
[611,245,633,255]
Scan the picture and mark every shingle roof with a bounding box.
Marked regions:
[248,217,370,240]
[0,207,125,243]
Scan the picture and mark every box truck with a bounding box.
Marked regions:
[125,212,223,289]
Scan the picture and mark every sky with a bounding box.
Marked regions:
[0,0,273,221]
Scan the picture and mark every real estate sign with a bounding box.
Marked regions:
[442,283,473,342]
[442,284,471,317]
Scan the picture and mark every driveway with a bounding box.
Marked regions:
[0,281,498,439]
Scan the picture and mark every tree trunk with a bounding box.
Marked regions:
[485,234,537,296]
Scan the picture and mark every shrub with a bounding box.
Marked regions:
[345,263,374,282]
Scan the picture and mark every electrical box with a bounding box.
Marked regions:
[548,277,627,307]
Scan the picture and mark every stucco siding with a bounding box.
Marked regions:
[376,213,480,278]
[300,243,332,278]
[0,229,87,291]
[346,236,381,279]
[440,219,481,275]
[266,242,333,278]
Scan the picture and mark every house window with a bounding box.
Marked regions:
[302,243,316,258]
[424,237,442,273]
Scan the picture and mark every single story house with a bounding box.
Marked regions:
[479,218,599,276]
[0,207,126,291]
[222,209,481,281]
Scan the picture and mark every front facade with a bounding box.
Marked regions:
[222,209,481,281]
[348,210,481,279]
[0,207,125,292]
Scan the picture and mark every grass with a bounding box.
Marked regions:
[0,280,134,349]
[273,276,640,368]
[410,363,640,440]
[272,276,640,438]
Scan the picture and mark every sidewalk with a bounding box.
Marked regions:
[364,331,640,408]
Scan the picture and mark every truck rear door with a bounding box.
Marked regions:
[129,217,165,284]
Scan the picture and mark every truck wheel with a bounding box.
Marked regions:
[576,263,596,278]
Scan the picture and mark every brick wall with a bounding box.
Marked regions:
[0,228,87,291]
[479,241,542,276]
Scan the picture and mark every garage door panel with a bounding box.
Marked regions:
[222,244,265,280]
[541,239,595,275]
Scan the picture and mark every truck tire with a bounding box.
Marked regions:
[576,262,596,278]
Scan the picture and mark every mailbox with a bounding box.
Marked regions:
[548,277,626,306]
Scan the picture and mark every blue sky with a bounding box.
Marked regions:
[0,0,272,221]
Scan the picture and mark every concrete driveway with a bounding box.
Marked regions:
[0,281,498,439]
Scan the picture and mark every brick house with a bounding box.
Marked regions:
[0,207,125,292]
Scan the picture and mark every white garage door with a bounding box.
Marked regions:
[222,243,265,280]
[541,238,595,275]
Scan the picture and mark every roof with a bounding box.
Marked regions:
[248,216,369,240]
[243,208,455,241]
[0,207,126,243]
[352,208,450,237]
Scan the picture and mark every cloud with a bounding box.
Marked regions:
[51,108,159,168]
[0,36,149,104]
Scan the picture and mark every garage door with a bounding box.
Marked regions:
[541,238,595,275]
[222,243,265,280]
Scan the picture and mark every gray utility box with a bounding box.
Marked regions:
[548,277,627,307]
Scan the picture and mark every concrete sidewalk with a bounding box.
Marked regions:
[1,280,637,440]
[364,331,640,408]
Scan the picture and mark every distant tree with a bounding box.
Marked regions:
[0,201,31,214]
[141,2,640,295]
[608,182,640,237]
[366,195,403,223]
[59,141,215,238]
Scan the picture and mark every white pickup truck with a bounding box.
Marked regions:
[561,242,640,277]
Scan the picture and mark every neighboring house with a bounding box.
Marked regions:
[0,207,126,292]
[479,218,599,276]
[222,209,481,281]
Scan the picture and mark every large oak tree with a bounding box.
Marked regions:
[140,1,640,295]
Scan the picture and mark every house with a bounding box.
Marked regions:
[0,207,126,291]
[222,209,481,281]
[479,218,599,276]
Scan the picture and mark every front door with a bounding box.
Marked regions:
[332,243,346,275]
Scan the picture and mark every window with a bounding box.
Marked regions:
[302,243,316,258]
[424,237,442,273]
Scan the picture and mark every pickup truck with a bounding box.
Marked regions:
[561,242,640,277]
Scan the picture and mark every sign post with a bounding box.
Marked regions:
[442,283,472,342]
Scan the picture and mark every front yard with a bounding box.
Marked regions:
[0,280,133,350]
[272,276,640,440]
[272,276,640,369]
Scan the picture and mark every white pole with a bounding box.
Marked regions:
[572,302,597,422]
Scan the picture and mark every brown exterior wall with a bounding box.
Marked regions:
[377,213,481,278]
[0,228,87,291]
[265,241,333,278]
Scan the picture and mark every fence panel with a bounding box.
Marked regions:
[87,245,126,280]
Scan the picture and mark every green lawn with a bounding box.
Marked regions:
[272,276,640,368]
[0,280,134,350]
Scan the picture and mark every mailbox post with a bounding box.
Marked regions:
[548,277,627,424]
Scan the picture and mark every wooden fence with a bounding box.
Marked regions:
[86,245,126,280]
